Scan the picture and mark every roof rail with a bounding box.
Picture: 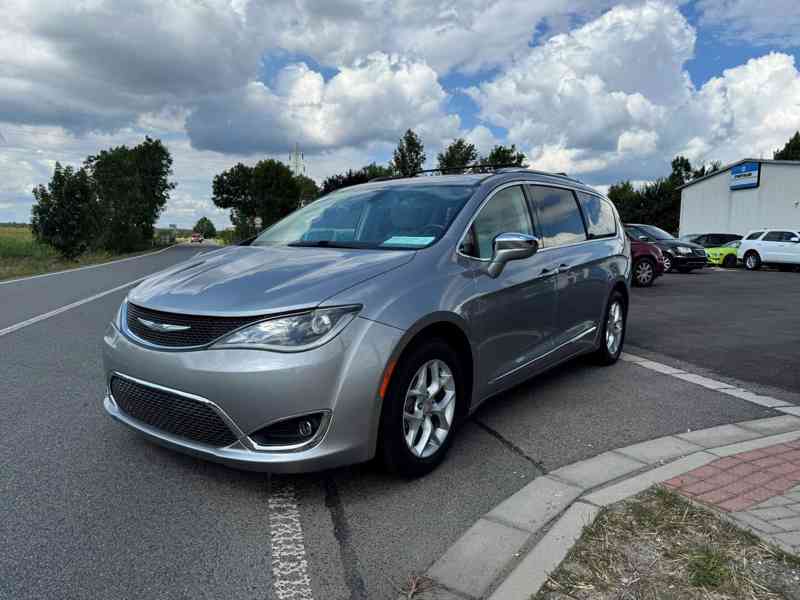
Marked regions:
[414,163,529,176]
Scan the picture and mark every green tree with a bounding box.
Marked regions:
[193,217,217,238]
[295,174,320,206]
[669,155,693,187]
[212,159,299,239]
[31,163,99,259]
[483,144,526,167]
[774,131,800,160]
[437,138,478,173]
[86,136,175,252]
[320,163,395,195]
[391,129,426,177]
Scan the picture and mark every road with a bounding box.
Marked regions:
[1,253,796,600]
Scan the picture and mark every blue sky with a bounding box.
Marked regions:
[2,0,800,228]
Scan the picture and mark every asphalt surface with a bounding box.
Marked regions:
[1,250,795,599]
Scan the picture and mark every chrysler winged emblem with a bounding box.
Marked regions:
[137,318,191,333]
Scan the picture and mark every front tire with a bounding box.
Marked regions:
[722,254,737,268]
[632,258,655,287]
[593,290,626,366]
[662,253,674,272]
[744,251,761,270]
[379,339,463,477]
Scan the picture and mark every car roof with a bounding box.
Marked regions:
[351,171,602,199]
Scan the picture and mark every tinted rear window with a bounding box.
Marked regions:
[576,192,616,238]
[529,186,586,247]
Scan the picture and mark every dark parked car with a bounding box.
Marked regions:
[679,233,742,248]
[625,224,707,273]
[629,235,665,286]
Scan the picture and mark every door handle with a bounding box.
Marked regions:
[540,267,556,276]
[558,263,570,270]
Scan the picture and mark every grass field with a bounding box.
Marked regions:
[0,225,159,281]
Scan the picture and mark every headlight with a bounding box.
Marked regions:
[675,246,693,255]
[114,297,128,329]
[213,305,360,351]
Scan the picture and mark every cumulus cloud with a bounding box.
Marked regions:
[186,53,460,154]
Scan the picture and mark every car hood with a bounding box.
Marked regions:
[128,245,415,316]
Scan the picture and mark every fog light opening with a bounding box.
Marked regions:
[249,412,328,449]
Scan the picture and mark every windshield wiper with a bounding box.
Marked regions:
[287,240,372,249]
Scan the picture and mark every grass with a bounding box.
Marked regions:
[0,225,165,281]
[536,487,800,600]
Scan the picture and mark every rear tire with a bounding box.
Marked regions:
[379,339,463,477]
[744,251,761,270]
[632,258,655,287]
[722,254,737,268]
[593,290,626,366]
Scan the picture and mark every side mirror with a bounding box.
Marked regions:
[488,232,539,277]
[791,237,800,243]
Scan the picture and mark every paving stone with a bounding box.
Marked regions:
[774,531,800,548]
[550,451,645,490]
[488,502,600,600]
[677,424,761,449]
[765,478,800,493]
[722,388,791,408]
[583,453,717,507]
[752,495,795,509]
[718,496,754,512]
[753,456,790,468]
[729,462,760,476]
[672,373,736,390]
[766,463,800,476]
[709,431,800,457]
[771,516,800,530]
[743,415,800,436]
[663,473,700,488]
[741,488,777,505]
[486,476,582,533]
[747,506,799,521]
[731,512,786,534]
[695,488,738,504]
[778,406,800,417]
[428,518,529,599]
[615,436,704,465]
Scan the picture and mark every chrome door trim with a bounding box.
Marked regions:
[489,326,598,384]
[108,370,250,447]
[456,181,619,263]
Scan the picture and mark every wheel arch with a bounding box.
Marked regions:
[385,313,476,421]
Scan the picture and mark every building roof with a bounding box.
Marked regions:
[678,158,800,191]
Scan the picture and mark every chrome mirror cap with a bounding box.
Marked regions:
[488,232,539,277]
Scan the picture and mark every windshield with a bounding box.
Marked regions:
[629,225,675,240]
[252,184,476,249]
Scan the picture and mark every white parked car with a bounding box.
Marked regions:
[737,229,800,271]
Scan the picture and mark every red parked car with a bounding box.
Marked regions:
[629,235,665,287]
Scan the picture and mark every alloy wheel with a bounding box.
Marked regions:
[635,261,654,285]
[663,254,672,272]
[402,359,456,459]
[746,254,758,270]
[605,300,624,356]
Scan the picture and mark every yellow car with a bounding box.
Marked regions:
[705,240,740,268]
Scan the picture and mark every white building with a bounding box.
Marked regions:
[678,159,800,237]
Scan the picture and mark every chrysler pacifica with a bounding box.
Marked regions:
[103,169,631,476]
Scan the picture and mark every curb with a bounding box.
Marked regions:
[411,356,800,600]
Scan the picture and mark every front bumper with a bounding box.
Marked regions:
[102,316,403,473]
[670,253,707,269]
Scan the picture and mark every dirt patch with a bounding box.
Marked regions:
[537,487,800,599]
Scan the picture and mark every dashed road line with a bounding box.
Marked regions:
[268,480,315,600]
[0,276,148,338]
[621,352,796,412]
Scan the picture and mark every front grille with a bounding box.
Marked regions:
[110,376,238,447]
[126,303,258,348]
[692,248,707,257]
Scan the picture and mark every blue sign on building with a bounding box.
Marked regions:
[730,162,760,190]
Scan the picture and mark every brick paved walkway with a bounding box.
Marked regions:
[664,440,800,551]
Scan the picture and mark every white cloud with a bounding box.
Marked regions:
[697,0,800,48]
[186,53,460,154]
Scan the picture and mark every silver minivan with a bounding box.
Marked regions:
[103,169,631,476]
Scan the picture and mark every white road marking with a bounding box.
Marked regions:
[0,276,147,338]
[0,245,175,286]
[621,352,794,409]
[269,481,315,600]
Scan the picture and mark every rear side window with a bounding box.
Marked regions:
[461,185,533,259]
[763,231,791,242]
[529,186,587,247]
[746,231,764,240]
[576,192,616,238]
